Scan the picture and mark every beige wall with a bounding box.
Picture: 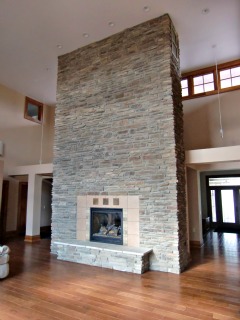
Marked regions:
[186,167,203,245]
[184,90,240,150]
[0,83,55,232]
[0,83,55,171]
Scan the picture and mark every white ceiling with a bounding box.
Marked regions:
[0,0,239,106]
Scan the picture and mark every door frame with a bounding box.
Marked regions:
[206,175,240,230]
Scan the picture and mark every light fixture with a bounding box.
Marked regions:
[201,8,210,15]
[83,33,89,38]
[143,6,150,12]
[108,21,115,27]
[56,44,63,49]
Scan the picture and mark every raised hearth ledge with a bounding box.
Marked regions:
[54,240,153,274]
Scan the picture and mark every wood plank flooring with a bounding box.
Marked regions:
[0,232,240,319]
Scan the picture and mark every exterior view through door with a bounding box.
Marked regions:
[207,176,240,232]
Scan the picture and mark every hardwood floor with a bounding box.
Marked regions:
[0,232,240,320]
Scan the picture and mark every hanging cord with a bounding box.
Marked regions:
[215,62,224,139]
[212,44,224,139]
[39,105,44,164]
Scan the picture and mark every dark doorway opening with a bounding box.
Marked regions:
[207,176,240,233]
[0,180,9,244]
[17,182,28,236]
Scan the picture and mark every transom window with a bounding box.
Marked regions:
[193,73,214,94]
[181,79,188,97]
[181,60,240,100]
[220,66,240,89]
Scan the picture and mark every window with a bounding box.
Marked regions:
[193,73,214,94]
[181,59,240,100]
[220,66,240,89]
[181,79,189,97]
[24,97,43,124]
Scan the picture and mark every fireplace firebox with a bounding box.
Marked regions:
[90,208,123,245]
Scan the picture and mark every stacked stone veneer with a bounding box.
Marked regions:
[54,240,152,274]
[52,14,189,274]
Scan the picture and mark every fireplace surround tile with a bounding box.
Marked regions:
[77,196,87,209]
[127,196,139,209]
[127,209,140,222]
[77,218,86,231]
[127,221,139,234]
[127,235,140,247]
[77,195,140,247]
[77,232,86,241]
[78,207,87,219]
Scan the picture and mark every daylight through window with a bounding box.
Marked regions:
[181,60,240,100]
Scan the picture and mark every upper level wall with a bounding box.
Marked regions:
[183,90,240,150]
[0,83,55,172]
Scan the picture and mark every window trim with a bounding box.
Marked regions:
[24,96,43,124]
[182,59,240,100]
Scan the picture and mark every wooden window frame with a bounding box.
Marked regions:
[24,96,43,124]
[182,59,240,100]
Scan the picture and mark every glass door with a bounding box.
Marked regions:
[221,189,235,224]
[208,176,240,230]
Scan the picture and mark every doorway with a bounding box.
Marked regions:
[17,182,28,236]
[0,180,9,243]
[207,176,240,232]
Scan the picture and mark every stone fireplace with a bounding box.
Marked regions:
[52,14,189,274]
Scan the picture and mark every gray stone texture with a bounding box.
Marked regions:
[54,241,152,274]
[52,14,189,273]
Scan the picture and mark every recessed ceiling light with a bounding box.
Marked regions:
[83,33,89,38]
[143,6,150,12]
[56,44,63,49]
[108,21,115,27]
[202,8,210,15]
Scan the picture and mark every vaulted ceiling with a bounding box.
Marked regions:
[0,0,239,105]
